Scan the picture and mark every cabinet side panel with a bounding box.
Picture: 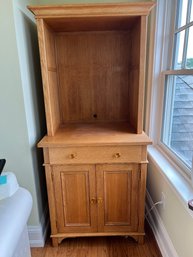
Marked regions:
[129,18,140,133]
[138,16,147,133]
[44,165,58,235]
[129,16,147,133]
[47,69,60,131]
[138,163,147,233]
[36,19,60,135]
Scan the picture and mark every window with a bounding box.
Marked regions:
[174,0,193,69]
[161,0,193,171]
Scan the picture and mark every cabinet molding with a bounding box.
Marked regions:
[28,2,154,18]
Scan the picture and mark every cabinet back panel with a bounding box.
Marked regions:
[45,16,138,32]
[55,31,131,123]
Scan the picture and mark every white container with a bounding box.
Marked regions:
[0,172,19,200]
[0,186,32,257]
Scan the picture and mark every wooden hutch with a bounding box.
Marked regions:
[28,2,154,246]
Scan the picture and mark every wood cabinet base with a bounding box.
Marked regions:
[43,162,148,247]
[51,232,145,247]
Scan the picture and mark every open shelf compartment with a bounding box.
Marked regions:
[28,3,153,136]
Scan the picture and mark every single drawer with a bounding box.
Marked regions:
[48,145,146,164]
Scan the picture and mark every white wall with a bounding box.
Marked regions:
[145,1,193,256]
[13,0,48,225]
[0,0,47,226]
[147,158,193,257]
[0,0,151,227]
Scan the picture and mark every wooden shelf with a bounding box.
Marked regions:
[38,122,152,147]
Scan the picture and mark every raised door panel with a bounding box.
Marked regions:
[53,165,97,233]
[96,164,139,232]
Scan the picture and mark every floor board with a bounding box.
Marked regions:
[31,224,162,257]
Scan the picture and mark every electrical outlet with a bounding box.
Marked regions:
[161,192,165,209]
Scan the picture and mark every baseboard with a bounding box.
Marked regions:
[146,191,179,257]
[28,205,49,247]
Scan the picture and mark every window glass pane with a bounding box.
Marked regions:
[190,1,193,22]
[162,75,193,168]
[177,0,188,28]
[174,30,185,69]
[186,26,193,69]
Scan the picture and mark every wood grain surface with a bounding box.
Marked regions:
[38,122,152,147]
[96,164,139,233]
[43,16,138,32]
[48,145,144,165]
[52,165,97,233]
[36,19,60,135]
[31,223,162,257]
[55,31,131,123]
[28,2,155,18]
[30,2,154,248]
[33,3,152,133]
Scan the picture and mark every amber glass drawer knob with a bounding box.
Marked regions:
[114,153,121,158]
[69,153,76,159]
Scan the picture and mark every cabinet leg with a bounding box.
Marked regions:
[137,235,145,244]
[52,238,59,247]
[130,235,145,244]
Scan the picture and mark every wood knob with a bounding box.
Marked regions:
[90,198,97,204]
[97,197,103,204]
[69,153,76,159]
[114,153,121,158]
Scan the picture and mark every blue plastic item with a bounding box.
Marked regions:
[0,175,7,185]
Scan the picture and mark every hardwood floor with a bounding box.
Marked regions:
[31,224,162,257]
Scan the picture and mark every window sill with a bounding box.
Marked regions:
[148,145,193,218]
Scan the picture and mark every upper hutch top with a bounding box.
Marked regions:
[28,2,154,147]
[28,2,154,18]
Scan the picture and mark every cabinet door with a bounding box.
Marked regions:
[96,164,139,232]
[53,165,97,233]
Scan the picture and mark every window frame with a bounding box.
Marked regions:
[146,0,193,182]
